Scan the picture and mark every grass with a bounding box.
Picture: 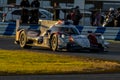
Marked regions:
[0,49,120,75]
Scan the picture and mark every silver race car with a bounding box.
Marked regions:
[15,20,108,52]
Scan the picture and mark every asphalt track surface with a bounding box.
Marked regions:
[0,37,120,80]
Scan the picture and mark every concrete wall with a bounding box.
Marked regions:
[74,0,85,10]
[16,0,85,9]
[16,0,51,7]
[0,0,7,6]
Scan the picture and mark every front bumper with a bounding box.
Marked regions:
[58,42,90,50]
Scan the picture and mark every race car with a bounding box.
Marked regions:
[15,20,108,52]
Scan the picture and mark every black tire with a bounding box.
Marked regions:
[50,34,58,51]
[98,44,104,52]
[19,31,32,49]
[90,44,104,52]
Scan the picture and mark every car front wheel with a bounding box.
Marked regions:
[19,31,32,49]
[50,34,58,51]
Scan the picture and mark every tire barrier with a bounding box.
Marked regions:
[0,22,120,40]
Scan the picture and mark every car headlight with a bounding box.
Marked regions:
[69,36,74,42]
[61,34,65,38]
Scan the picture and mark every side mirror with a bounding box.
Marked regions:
[45,30,51,35]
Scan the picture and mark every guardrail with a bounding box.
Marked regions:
[0,22,16,36]
[76,25,120,40]
[0,22,40,36]
[0,22,120,40]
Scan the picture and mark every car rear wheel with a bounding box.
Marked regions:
[19,31,32,49]
[90,44,104,52]
[98,44,104,52]
[50,34,58,51]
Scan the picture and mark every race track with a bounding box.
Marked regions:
[0,37,120,80]
[0,37,120,62]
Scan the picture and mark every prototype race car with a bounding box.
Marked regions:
[15,20,108,52]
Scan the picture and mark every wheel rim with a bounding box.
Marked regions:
[51,35,57,51]
[20,32,26,47]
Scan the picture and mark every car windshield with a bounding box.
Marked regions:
[51,27,80,35]
[40,11,49,16]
